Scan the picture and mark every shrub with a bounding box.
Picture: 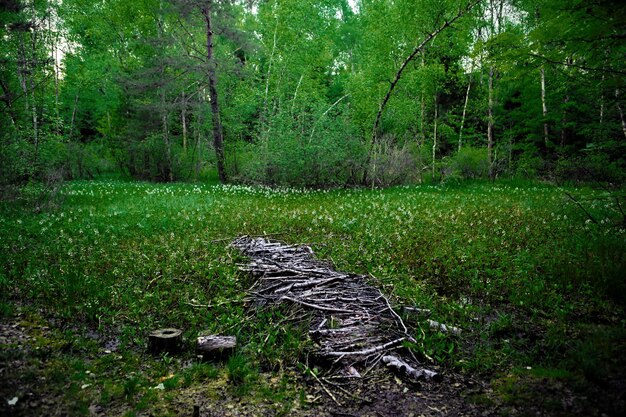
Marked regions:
[450,146,489,179]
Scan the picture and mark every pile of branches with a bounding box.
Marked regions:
[232,236,441,384]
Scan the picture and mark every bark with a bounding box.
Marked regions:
[17,31,29,114]
[382,355,441,382]
[540,66,549,147]
[616,88,626,140]
[432,95,438,179]
[202,1,227,183]
[262,17,279,121]
[428,319,462,335]
[599,73,605,126]
[181,91,188,151]
[29,30,38,156]
[458,74,472,152]
[69,93,79,137]
[196,335,236,358]
[161,100,173,182]
[309,94,349,143]
[0,78,18,126]
[50,10,60,131]
[158,1,173,182]
[561,94,569,148]
[148,328,183,354]
[487,66,494,179]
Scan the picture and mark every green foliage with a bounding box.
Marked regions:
[1,179,624,413]
[449,146,489,179]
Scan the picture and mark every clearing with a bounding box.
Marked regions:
[1,180,625,416]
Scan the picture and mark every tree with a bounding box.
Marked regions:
[201,1,227,183]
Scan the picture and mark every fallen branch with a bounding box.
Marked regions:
[428,319,462,335]
[382,355,441,382]
[325,337,406,357]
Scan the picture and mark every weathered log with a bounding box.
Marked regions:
[148,328,183,354]
[196,335,236,359]
[382,355,441,382]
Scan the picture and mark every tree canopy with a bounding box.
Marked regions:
[1,0,625,186]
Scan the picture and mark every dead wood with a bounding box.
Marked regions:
[196,335,236,359]
[148,328,183,354]
[428,319,462,335]
[382,355,441,382]
[231,236,441,384]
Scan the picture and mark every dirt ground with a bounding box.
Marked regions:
[2,312,624,417]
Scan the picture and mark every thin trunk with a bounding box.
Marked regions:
[292,74,303,114]
[159,64,173,181]
[508,122,513,175]
[561,95,569,148]
[432,95,438,179]
[50,11,60,131]
[181,91,188,151]
[459,74,471,152]
[158,1,173,182]
[540,66,548,147]
[487,66,494,179]
[202,1,227,183]
[371,0,480,142]
[309,94,349,143]
[17,32,29,114]
[599,73,605,126]
[29,28,38,157]
[616,88,626,140]
[419,51,426,146]
[0,78,18,126]
[262,17,279,119]
[69,93,79,137]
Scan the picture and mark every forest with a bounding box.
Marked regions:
[1,1,625,416]
[1,0,624,186]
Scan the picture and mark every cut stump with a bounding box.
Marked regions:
[196,334,236,360]
[148,328,183,354]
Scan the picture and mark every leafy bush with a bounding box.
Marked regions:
[554,152,626,184]
[64,141,116,180]
[364,134,421,186]
[236,108,365,187]
[449,146,489,179]
[514,151,548,179]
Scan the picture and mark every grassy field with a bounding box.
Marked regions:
[1,179,625,416]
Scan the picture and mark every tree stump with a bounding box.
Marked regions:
[196,334,236,360]
[148,328,183,354]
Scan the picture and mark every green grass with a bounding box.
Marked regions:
[1,179,624,414]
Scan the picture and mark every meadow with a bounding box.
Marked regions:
[1,179,625,416]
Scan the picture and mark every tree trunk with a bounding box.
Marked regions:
[158,1,173,182]
[616,88,626,140]
[540,66,549,147]
[0,78,18,126]
[459,74,471,152]
[202,1,227,183]
[599,73,605,126]
[196,335,236,359]
[181,91,188,151]
[371,0,481,143]
[148,328,183,354]
[432,95,438,179]
[363,0,481,185]
[487,66,495,179]
[69,93,79,137]
[561,95,569,148]
[50,9,60,132]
